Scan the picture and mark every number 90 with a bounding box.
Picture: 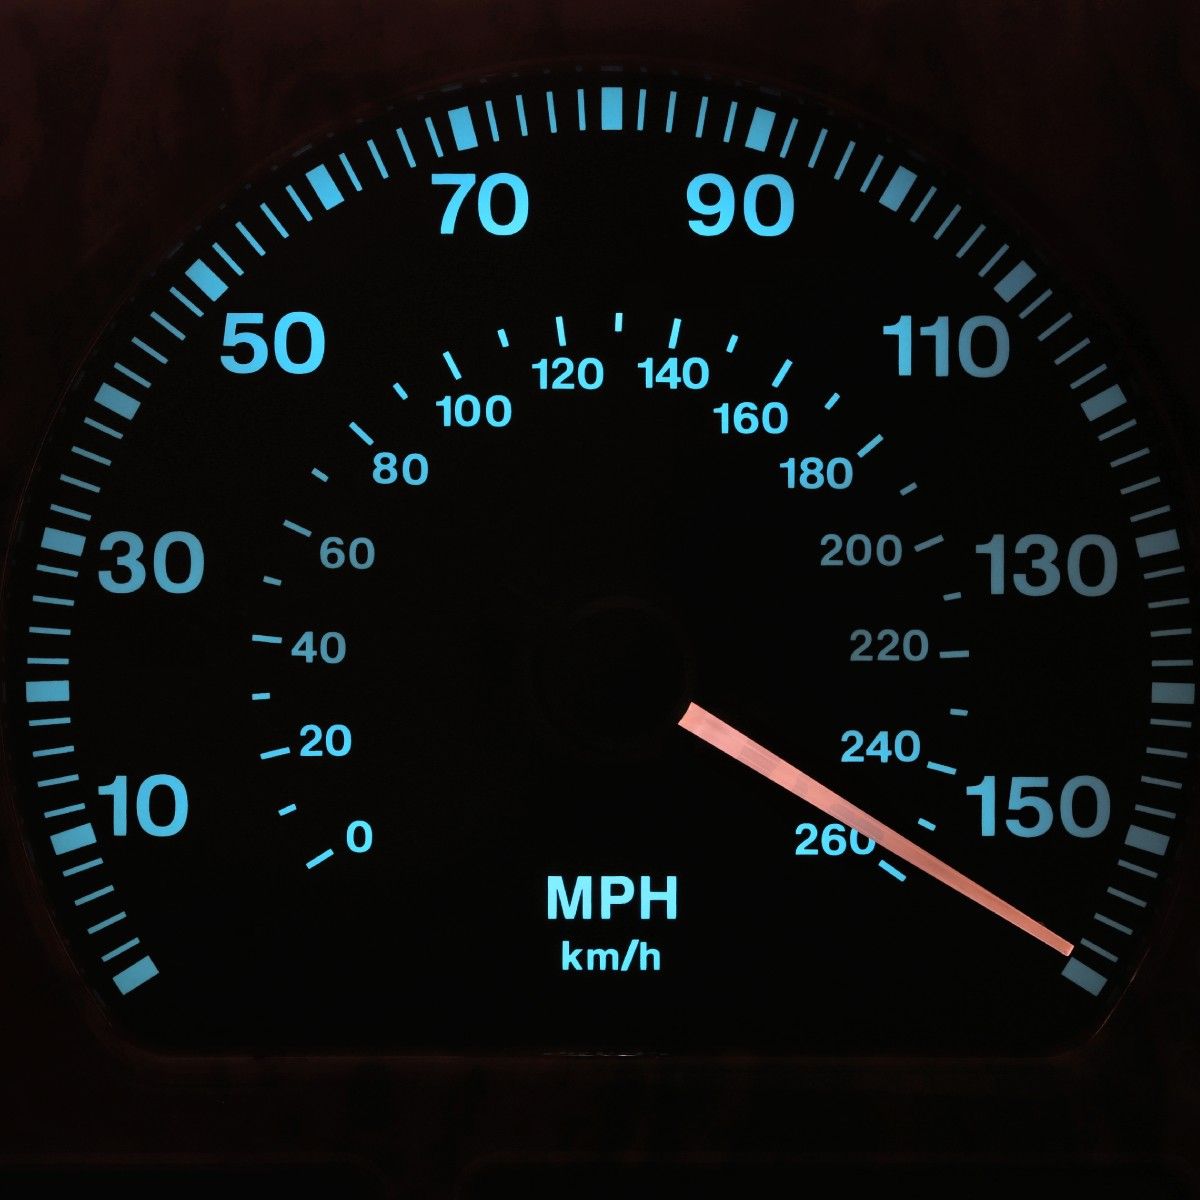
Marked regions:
[687,173,794,237]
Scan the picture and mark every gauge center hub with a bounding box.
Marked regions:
[537,597,694,749]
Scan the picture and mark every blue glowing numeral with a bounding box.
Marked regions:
[299,724,352,757]
[779,458,853,490]
[101,774,188,837]
[432,174,475,233]
[820,533,903,567]
[404,454,429,485]
[372,451,429,486]
[687,173,734,235]
[531,357,604,390]
[291,631,346,664]
[976,533,1117,597]
[346,820,373,853]
[849,628,928,662]
[273,312,325,374]
[924,317,951,376]
[1060,777,1111,837]
[687,173,794,237]
[840,730,921,764]
[436,393,512,427]
[220,313,325,374]
[221,313,268,374]
[883,314,1009,377]
[479,173,528,235]
[98,532,145,593]
[99,531,204,594]
[970,775,1110,838]
[637,356,709,389]
[794,822,874,856]
[958,316,1009,377]
[1066,536,1119,597]
[884,316,913,375]
[432,172,529,235]
[743,174,794,236]
[153,532,205,593]
[713,401,787,435]
[981,777,1051,837]
[320,536,375,570]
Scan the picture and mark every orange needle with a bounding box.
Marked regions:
[678,702,1073,957]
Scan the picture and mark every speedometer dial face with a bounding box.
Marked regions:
[2,66,1195,1054]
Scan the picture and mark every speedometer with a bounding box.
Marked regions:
[3,64,1194,1054]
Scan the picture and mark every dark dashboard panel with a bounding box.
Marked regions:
[1,3,1197,1198]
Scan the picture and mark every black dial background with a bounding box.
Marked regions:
[2,69,1191,1054]
[2,6,1199,1198]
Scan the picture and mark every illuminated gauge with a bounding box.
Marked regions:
[2,65,1194,1053]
